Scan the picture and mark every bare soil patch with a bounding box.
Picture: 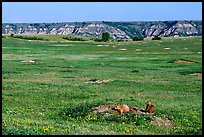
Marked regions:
[150,117,174,128]
[174,59,195,64]
[85,79,114,84]
[21,60,36,63]
[49,66,81,71]
[190,72,202,78]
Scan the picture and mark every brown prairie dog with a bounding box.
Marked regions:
[115,104,130,114]
[145,101,156,113]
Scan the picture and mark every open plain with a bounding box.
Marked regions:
[2,35,202,135]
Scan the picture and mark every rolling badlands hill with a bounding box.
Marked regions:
[2,20,202,39]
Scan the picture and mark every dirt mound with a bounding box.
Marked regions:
[174,59,195,64]
[85,79,113,84]
[91,105,174,128]
[150,117,174,128]
[21,60,36,63]
[91,105,146,115]
[190,73,202,78]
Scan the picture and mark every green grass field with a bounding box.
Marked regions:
[2,35,202,135]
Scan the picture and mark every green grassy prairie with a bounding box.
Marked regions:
[2,35,202,135]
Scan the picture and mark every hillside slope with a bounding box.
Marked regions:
[2,20,202,39]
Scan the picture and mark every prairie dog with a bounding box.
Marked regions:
[115,104,130,114]
[145,101,155,113]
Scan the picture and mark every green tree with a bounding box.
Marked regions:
[102,32,110,42]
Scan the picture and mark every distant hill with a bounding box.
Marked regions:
[2,20,202,39]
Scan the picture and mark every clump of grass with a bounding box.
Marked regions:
[178,68,202,75]
[171,114,202,135]
[131,70,139,73]
[58,102,105,119]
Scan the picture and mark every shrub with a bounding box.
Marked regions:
[10,34,46,41]
[152,36,161,40]
[132,36,144,41]
[93,38,103,42]
[117,39,125,42]
[10,34,14,37]
[62,36,86,41]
